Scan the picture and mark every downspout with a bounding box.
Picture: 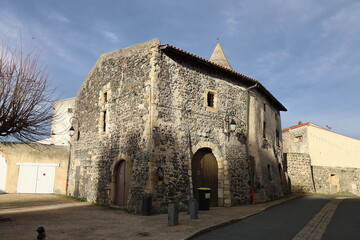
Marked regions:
[245,83,258,204]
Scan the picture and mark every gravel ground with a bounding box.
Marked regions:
[0,194,298,240]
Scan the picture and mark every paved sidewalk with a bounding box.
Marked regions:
[0,194,299,240]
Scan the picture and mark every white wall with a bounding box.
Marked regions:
[38,97,76,145]
[0,155,7,193]
[309,125,360,168]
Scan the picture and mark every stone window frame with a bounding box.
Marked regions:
[100,110,107,133]
[205,89,218,112]
[99,83,111,136]
[100,90,110,106]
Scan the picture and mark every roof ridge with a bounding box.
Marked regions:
[159,44,259,84]
[282,122,312,131]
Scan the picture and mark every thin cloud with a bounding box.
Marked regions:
[102,31,119,43]
[48,12,70,23]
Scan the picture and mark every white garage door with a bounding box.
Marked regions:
[16,163,59,193]
[0,156,7,193]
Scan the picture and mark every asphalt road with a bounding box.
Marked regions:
[193,195,360,240]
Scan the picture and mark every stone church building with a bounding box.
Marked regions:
[67,39,288,212]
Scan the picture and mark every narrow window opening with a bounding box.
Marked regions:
[264,103,266,112]
[103,110,107,132]
[68,108,73,113]
[276,130,280,146]
[267,164,272,181]
[207,92,214,107]
[294,135,303,142]
[263,121,266,138]
[104,92,108,103]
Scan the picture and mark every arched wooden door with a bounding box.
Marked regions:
[116,160,130,206]
[192,148,218,207]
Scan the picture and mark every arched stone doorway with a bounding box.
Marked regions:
[192,148,218,207]
[114,160,130,206]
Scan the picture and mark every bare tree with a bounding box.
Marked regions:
[0,36,54,142]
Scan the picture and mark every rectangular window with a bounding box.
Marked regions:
[68,108,73,113]
[104,92,108,103]
[263,122,266,138]
[103,110,107,132]
[294,135,303,142]
[207,92,215,107]
[276,130,280,146]
[267,164,272,181]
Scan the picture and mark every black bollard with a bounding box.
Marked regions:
[188,198,198,219]
[142,194,152,216]
[168,203,179,226]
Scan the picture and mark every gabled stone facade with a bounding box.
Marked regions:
[67,39,287,212]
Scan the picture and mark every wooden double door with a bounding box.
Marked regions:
[192,148,218,207]
[116,160,130,206]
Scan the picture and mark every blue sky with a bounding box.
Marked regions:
[1,0,359,139]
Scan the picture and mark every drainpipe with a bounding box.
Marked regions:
[245,83,258,204]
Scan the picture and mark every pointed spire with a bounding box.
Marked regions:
[209,42,233,70]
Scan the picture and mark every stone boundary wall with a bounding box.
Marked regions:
[286,153,315,193]
[313,166,360,195]
[287,152,360,196]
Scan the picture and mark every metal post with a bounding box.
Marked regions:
[168,203,179,226]
[188,198,198,219]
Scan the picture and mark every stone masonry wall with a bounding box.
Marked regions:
[248,92,286,202]
[154,50,251,208]
[68,39,160,210]
[313,166,360,195]
[286,153,360,196]
[286,153,315,193]
[282,125,308,154]
[68,39,285,212]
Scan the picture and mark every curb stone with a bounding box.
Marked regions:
[184,195,302,240]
